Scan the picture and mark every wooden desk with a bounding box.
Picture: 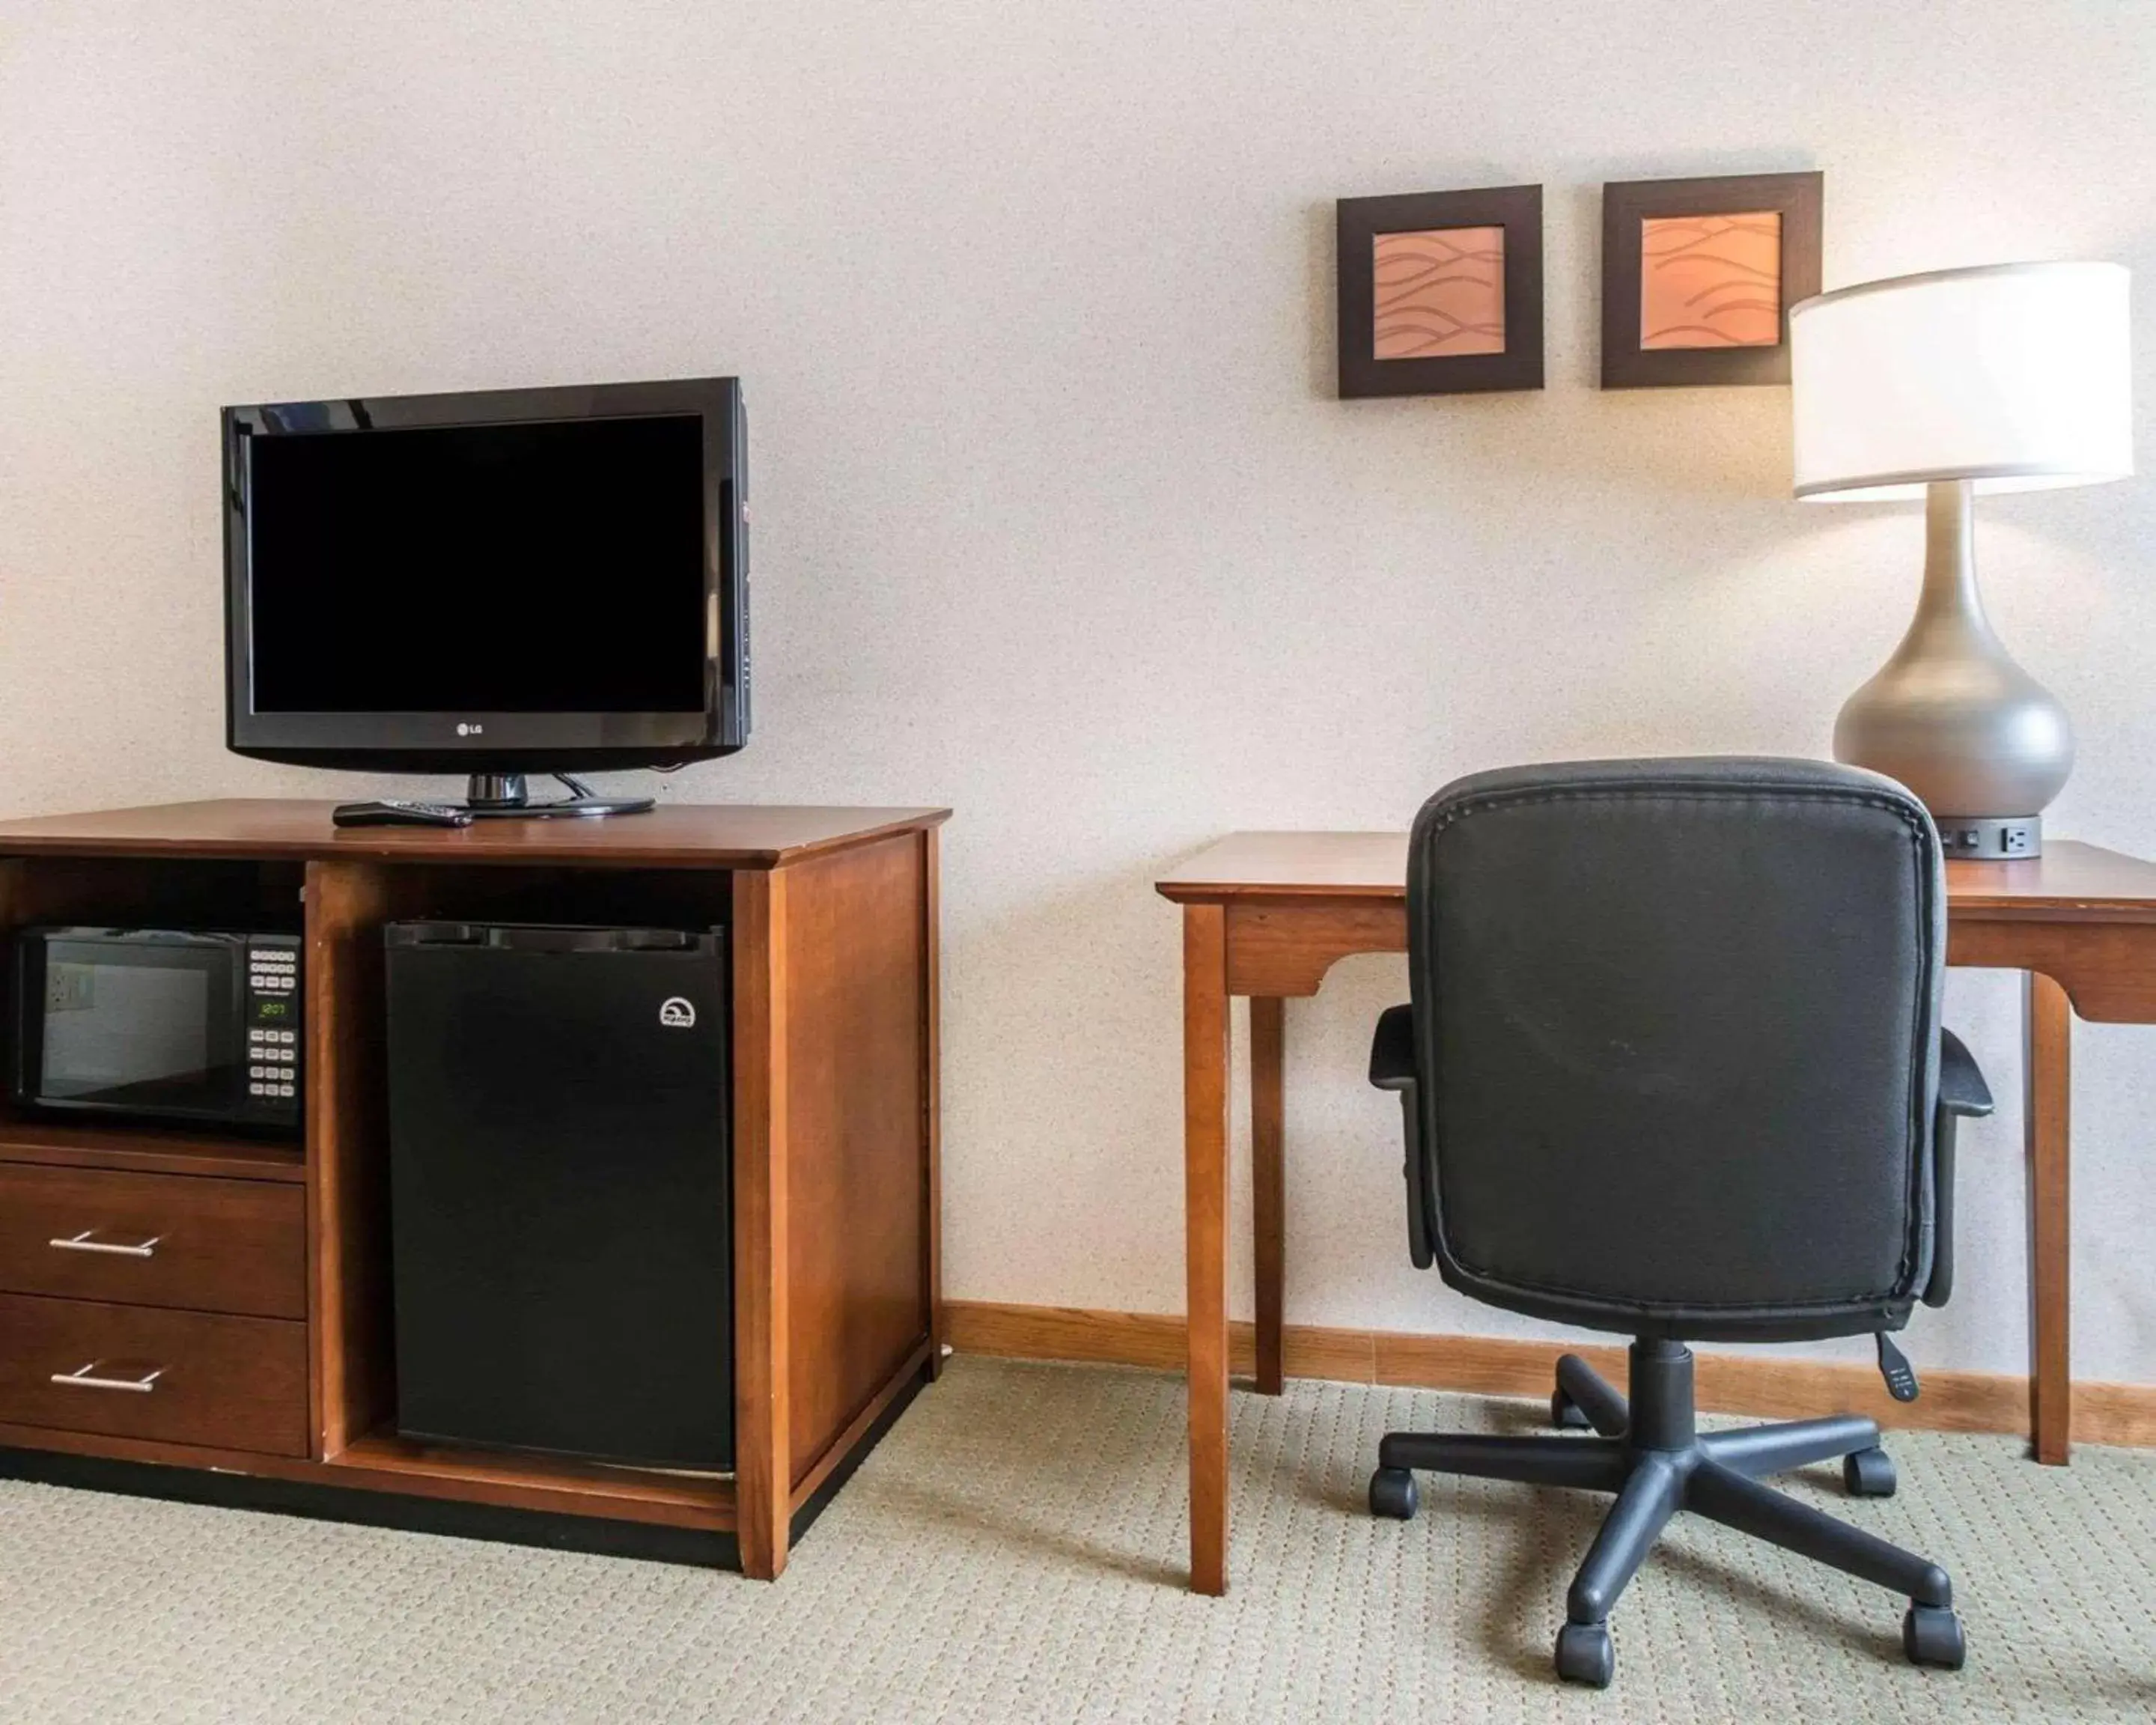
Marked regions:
[1158,833,2156,1596]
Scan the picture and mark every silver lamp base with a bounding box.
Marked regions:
[1831,480,2072,860]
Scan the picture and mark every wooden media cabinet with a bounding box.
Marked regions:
[0,800,948,1578]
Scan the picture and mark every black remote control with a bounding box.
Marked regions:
[332,800,475,829]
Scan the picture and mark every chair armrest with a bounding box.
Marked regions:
[1923,1029,1992,1308]
[1368,1003,1433,1268]
[1939,1029,1994,1118]
[1369,1003,1416,1092]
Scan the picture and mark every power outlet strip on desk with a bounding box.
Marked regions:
[0,799,948,1578]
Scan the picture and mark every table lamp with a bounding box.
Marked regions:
[1790,261,2133,858]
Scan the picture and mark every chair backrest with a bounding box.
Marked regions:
[1407,757,1944,1341]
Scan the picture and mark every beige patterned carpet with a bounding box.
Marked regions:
[2,1356,2152,1723]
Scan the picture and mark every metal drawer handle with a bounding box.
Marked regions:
[48,1229,161,1259]
[51,1360,165,1393]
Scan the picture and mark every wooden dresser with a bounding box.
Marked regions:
[0,800,947,1579]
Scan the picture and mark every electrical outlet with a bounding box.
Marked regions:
[2003,825,2035,856]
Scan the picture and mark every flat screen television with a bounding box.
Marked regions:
[223,377,748,815]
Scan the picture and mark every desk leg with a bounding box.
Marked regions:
[1251,997,1286,1397]
[2026,971,2072,1465]
[1184,904,1231,1595]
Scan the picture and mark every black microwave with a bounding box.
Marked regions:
[11,928,302,1128]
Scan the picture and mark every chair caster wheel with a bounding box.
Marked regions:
[1843,1446,1898,1497]
[1551,1389,1592,1430]
[1903,1604,1965,1670]
[1368,1467,1418,1521]
[1554,1619,1614,1687]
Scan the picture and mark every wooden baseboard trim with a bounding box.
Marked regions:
[943,1300,2156,1449]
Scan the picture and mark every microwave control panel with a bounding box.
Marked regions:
[243,933,304,1114]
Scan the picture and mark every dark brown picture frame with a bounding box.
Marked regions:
[1337,184,1544,398]
[1601,171,1822,389]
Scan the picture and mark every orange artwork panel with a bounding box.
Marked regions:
[1372,226,1505,359]
[1639,211,1781,349]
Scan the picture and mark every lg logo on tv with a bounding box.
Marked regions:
[455,722,484,736]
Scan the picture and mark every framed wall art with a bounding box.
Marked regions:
[1337,184,1544,398]
[1600,170,1823,388]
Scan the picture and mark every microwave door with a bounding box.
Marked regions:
[37,938,244,1119]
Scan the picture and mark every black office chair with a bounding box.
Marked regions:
[1365,758,1994,1688]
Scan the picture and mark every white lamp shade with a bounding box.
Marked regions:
[1791,261,2132,501]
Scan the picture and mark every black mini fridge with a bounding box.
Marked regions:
[384,921,731,1470]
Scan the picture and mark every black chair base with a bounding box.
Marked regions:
[1368,1340,1965,1688]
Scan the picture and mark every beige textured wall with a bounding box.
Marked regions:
[3,3,2154,1383]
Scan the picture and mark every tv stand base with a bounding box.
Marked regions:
[460,772,655,819]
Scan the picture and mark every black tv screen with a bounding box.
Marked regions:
[249,416,706,714]
[224,377,748,774]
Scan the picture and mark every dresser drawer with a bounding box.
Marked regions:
[0,1164,305,1319]
[0,1292,308,1455]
